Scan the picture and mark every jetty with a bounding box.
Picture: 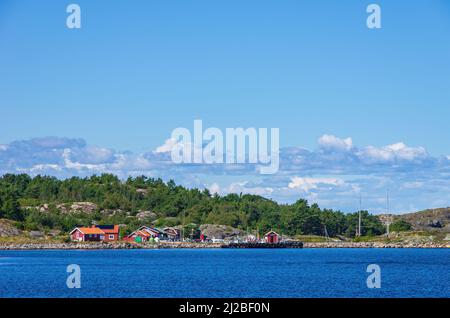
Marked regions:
[222,241,303,249]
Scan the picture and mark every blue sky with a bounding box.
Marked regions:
[1,0,450,213]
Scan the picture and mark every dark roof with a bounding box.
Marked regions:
[96,225,115,230]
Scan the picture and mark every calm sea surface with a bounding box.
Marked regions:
[0,248,449,298]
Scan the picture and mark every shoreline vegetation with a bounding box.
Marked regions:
[1,174,449,248]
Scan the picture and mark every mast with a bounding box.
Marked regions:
[181,210,185,242]
[386,189,391,237]
[324,225,330,242]
[358,194,362,237]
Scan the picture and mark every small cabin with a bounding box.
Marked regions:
[124,226,160,242]
[264,231,280,244]
[163,227,181,241]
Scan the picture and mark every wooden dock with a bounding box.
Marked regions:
[222,241,303,249]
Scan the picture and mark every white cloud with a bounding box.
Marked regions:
[228,182,274,196]
[208,182,221,194]
[155,138,178,153]
[318,134,353,152]
[71,146,115,164]
[18,164,62,173]
[288,176,345,192]
[358,142,428,162]
[208,181,274,197]
[62,149,107,171]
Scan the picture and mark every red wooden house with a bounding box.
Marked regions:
[265,231,280,243]
[70,226,106,242]
[70,225,120,242]
[96,225,120,241]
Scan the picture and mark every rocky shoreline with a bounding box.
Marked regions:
[303,242,450,248]
[0,241,448,250]
[0,241,223,250]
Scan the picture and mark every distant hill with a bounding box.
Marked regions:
[396,208,450,233]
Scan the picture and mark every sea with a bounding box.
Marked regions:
[0,248,449,298]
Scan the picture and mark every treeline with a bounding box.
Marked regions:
[0,174,386,237]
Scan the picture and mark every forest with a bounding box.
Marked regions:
[0,173,386,238]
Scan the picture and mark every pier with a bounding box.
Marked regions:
[222,241,303,249]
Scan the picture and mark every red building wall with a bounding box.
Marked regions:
[71,229,84,241]
[102,233,119,242]
[266,233,279,243]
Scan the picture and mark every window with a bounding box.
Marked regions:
[109,235,115,240]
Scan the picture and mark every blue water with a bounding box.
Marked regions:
[0,249,449,298]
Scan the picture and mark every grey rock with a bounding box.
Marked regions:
[0,220,22,237]
[136,211,157,220]
[428,219,443,228]
[199,224,245,240]
[29,231,45,238]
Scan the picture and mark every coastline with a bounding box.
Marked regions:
[0,241,449,250]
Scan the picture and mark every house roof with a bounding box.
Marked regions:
[72,227,105,235]
[126,229,152,238]
[137,230,151,237]
[98,225,119,234]
[265,230,279,236]
[163,227,180,234]
[140,227,160,235]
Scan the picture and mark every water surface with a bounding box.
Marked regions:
[0,248,449,298]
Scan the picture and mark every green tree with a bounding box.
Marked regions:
[390,219,412,232]
[2,192,24,221]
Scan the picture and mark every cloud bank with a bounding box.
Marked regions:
[1,135,449,214]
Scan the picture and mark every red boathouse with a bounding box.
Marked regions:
[265,231,280,243]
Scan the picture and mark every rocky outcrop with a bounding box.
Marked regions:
[29,231,45,239]
[31,202,99,214]
[428,219,443,228]
[47,230,61,237]
[0,219,22,237]
[38,204,50,212]
[136,188,148,195]
[58,202,98,214]
[136,210,157,220]
[199,224,245,239]
[396,208,450,232]
[100,209,125,216]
